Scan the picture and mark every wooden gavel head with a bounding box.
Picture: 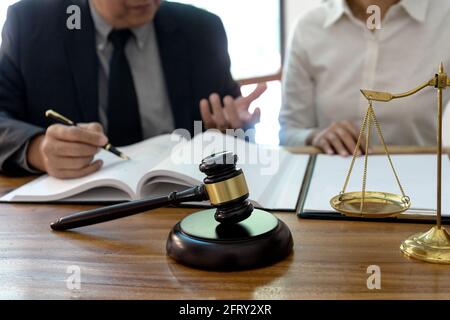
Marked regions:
[199,151,254,224]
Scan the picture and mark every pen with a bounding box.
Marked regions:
[45,109,130,160]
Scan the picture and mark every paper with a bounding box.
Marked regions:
[303,154,450,217]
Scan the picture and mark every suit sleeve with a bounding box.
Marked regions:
[0,5,45,175]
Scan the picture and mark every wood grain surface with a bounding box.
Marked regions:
[1,147,449,300]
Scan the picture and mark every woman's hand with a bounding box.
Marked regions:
[309,121,366,156]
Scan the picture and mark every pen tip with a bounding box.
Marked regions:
[50,220,59,231]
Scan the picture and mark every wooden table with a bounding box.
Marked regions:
[1,147,449,300]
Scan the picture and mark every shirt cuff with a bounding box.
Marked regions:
[9,138,44,174]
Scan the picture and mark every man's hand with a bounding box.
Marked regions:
[199,83,267,131]
[309,121,366,157]
[27,123,108,179]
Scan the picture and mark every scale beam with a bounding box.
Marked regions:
[361,79,435,102]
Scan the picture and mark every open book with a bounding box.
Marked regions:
[299,154,450,219]
[1,131,310,211]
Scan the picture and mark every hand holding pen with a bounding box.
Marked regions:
[26,110,130,179]
[45,110,130,160]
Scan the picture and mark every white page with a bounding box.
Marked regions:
[0,134,181,202]
[303,154,450,216]
[263,151,309,210]
[144,131,309,210]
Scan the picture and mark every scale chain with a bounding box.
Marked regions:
[341,105,371,195]
[340,101,409,209]
[369,105,408,200]
[360,107,372,213]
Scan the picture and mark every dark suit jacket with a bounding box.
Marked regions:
[0,0,240,174]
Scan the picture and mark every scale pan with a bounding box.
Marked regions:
[330,191,410,218]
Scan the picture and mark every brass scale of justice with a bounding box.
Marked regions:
[329,63,450,264]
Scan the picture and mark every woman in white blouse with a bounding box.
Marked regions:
[279,0,450,156]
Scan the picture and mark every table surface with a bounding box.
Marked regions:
[1,146,449,300]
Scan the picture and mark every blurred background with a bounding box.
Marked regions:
[0,0,321,145]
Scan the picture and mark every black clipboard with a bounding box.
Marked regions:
[296,155,450,225]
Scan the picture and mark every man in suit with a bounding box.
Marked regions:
[0,0,266,178]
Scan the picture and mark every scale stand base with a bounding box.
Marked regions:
[400,226,450,264]
[166,209,293,271]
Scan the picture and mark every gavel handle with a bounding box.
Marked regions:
[50,185,208,231]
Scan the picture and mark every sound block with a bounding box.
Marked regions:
[166,209,293,271]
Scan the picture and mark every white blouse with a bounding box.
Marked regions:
[280,0,450,147]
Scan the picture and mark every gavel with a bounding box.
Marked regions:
[50,151,254,231]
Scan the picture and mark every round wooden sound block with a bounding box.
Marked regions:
[166,209,293,270]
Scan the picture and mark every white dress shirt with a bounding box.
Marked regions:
[280,0,450,147]
[89,1,175,139]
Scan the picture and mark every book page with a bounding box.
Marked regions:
[0,134,181,202]
[303,154,450,217]
[139,131,309,210]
